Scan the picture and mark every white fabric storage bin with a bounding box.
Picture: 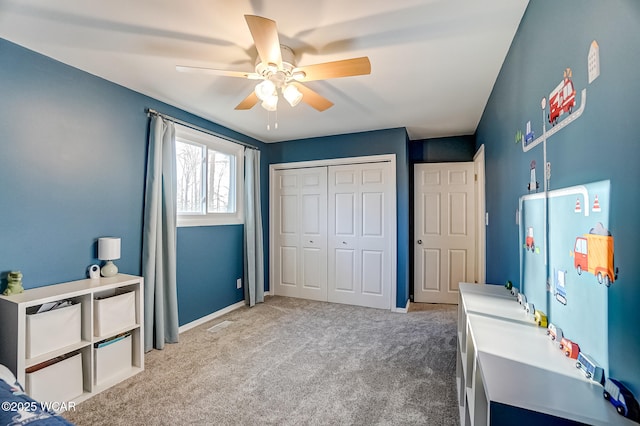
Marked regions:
[93,291,135,337]
[94,334,132,386]
[26,353,83,402]
[26,303,81,359]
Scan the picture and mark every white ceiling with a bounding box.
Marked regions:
[0,0,529,143]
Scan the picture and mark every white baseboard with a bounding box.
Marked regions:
[178,300,246,334]
[391,299,410,314]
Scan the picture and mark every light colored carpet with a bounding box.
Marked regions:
[64,297,459,426]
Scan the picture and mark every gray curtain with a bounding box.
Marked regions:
[142,115,179,351]
[244,148,264,307]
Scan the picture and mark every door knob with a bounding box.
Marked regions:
[417,240,423,244]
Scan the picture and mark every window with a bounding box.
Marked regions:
[175,124,244,226]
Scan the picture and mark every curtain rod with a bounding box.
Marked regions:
[145,108,259,150]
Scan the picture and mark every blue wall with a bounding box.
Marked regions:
[176,225,244,325]
[268,129,411,308]
[409,135,476,164]
[0,38,266,326]
[477,1,640,394]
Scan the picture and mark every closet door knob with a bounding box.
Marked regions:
[417,240,423,245]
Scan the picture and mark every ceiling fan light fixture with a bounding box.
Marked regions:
[255,79,276,101]
[283,84,303,107]
[266,62,279,74]
[261,93,278,111]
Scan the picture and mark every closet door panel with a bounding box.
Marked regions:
[299,168,328,300]
[273,171,300,297]
[272,167,327,301]
[328,162,392,309]
[334,249,356,292]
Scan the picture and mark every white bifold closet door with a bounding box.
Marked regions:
[327,163,392,309]
[272,167,328,301]
[272,161,392,309]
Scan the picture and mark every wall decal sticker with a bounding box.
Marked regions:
[574,197,582,213]
[572,222,616,287]
[523,69,587,153]
[554,268,568,305]
[549,68,576,126]
[525,120,535,143]
[519,40,601,154]
[528,160,539,192]
[520,180,612,374]
[525,226,536,252]
[588,40,600,84]
[593,194,602,212]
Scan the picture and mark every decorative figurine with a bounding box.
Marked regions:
[525,302,535,315]
[534,310,548,327]
[604,378,640,421]
[2,271,24,296]
[560,337,580,359]
[576,352,604,384]
[517,293,527,306]
[547,323,564,345]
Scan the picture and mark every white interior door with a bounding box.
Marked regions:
[414,162,476,304]
[328,162,392,309]
[272,167,327,301]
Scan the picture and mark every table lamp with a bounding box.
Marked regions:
[98,237,121,277]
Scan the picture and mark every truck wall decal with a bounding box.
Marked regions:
[572,222,616,286]
[548,68,576,125]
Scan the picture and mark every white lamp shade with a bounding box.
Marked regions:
[283,84,303,107]
[261,94,278,111]
[98,237,121,260]
[255,79,276,101]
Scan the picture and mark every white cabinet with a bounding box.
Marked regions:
[457,282,635,426]
[0,274,144,404]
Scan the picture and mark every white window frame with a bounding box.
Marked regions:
[175,124,244,227]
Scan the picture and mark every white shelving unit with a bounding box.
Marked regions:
[457,282,635,426]
[0,274,144,404]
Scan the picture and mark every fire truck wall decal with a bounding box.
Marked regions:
[548,68,576,126]
[519,40,601,154]
[522,67,587,153]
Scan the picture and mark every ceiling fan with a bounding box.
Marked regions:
[176,15,371,112]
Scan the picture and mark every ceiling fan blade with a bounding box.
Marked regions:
[235,92,260,110]
[294,57,371,82]
[292,82,334,112]
[245,15,282,68]
[176,65,260,79]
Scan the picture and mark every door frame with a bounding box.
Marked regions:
[474,144,486,284]
[413,161,476,303]
[269,154,397,311]
[410,145,487,302]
